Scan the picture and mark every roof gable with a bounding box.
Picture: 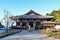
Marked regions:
[24,10,41,16]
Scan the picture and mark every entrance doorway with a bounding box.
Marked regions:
[35,22,41,30]
[22,22,26,29]
[29,22,33,28]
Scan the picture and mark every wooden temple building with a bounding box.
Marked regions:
[10,10,56,30]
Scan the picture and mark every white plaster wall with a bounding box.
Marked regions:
[55,25,60,29]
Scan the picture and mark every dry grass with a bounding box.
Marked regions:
[40,29,60,39]
[40,30,52,36]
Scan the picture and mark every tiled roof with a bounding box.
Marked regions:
[10,10,54,20]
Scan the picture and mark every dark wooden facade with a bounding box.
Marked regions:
[11,10,55,30]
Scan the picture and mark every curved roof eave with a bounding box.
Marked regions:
[17,15,54,19]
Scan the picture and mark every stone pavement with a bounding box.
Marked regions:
[0,30,60,40]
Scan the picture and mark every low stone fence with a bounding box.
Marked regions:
[0,29,21,38]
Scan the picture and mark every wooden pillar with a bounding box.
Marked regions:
[20,22,22,28]
[33,21,36,30]
[26,21,31,31]
[16,20,20,28]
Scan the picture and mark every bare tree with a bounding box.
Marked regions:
[3,10,15,32]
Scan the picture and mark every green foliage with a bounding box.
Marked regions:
[0,26,4,28]
[46,9,60,22]
[46,13,49,15]
[0,23,4,28]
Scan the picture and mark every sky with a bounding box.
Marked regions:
[0,0,60,20]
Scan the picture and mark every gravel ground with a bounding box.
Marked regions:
[0,30,60,40]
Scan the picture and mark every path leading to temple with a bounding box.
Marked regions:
[0,30,60,40]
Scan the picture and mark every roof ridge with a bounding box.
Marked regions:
[24,10,42,15]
